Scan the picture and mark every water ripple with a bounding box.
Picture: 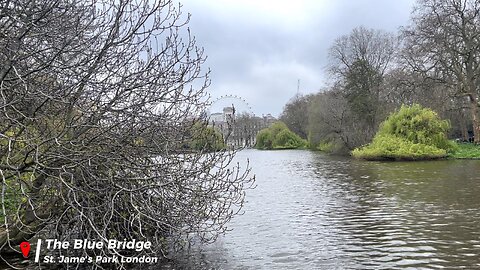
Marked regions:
[170,150,480,269]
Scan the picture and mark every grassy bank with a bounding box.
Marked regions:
[450,143,480,159]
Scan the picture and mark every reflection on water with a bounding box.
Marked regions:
[168,149,480,269]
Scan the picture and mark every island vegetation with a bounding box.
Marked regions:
[189,123,226,152]
[255,122,307,150]
[352,104,457,160]
[279,0,480,159]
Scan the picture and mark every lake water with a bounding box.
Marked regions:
[170,149,480,269]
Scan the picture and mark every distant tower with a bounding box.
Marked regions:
[297,79,300,96]
[223,106,235,122]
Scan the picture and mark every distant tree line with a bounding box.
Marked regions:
[281,0,480,153]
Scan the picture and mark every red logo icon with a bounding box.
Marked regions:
[20,242,30,258]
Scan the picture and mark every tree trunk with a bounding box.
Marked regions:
[469,93,480,143]
[461,114,469,141]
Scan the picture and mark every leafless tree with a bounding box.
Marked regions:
[402,0,480,142]
[328,27,398,144]
[329,26,397,79]
[0,0,253,268]
[230,112,261,147]
[307,88,370,153]
[280,94,310,139]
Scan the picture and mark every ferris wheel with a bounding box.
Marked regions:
[208,94,254,116]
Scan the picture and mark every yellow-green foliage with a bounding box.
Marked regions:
[256,121,307,150]
[316,140,336,153]
[256,129,274,149]
[189,123,225,151]
[352,104,456,160]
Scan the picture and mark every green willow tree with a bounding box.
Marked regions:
[255,122,306,150]
[353,104,457,160]
[189,123,225,151]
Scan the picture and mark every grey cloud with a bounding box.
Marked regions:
[180,0,415,116]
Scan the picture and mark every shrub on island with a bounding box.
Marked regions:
[352,104,457,160]
[189,122,225,151]
[256,122,307,150]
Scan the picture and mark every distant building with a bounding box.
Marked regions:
[223,107,235,122]
[262,114,276,127]
[208,107,277,148]
[210,112,223,124]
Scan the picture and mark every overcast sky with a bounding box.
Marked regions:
[179,0,416,117]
